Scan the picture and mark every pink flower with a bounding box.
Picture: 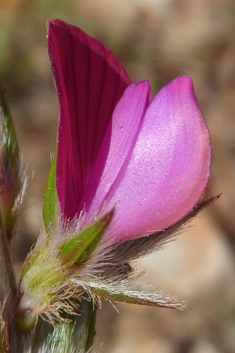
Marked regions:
[48,19,211,244]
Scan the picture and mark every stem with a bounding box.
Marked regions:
[0,212,22,353]
[0,215,17,298]
[31,299,97,353]
[84,301,97,352]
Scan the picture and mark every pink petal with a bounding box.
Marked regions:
[92,76,211,243]
[80,80,151,218]
[47,19,131,220]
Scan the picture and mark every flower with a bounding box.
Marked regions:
[15,20,213,331]
[48,19,211,245]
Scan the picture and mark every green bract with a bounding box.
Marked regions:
[60,209,114,268]
[43,146,58,233]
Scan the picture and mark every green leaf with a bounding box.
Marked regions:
[43,145,58,233]
[60,209,114,268]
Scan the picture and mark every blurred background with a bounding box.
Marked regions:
[1,0,235,352]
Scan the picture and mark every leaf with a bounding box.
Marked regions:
[60,209,114,268]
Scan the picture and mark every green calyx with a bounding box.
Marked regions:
[21,246,65,293]
[19,245,68,324]
[59,209,114,268]
[17,209,113,333]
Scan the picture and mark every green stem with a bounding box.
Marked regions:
[0,212,22,353]
[0,217,17,298]
[83,301,97,352]
[32,299,97,353]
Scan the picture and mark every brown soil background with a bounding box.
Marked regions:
[1,0,235,352]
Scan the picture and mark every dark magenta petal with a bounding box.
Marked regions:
[48,19,131,220]
[93,77,211,243]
